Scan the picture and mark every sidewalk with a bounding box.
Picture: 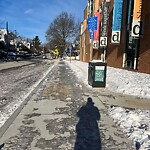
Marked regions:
[0,59,135,149]
[66,59,150,99]
[0,59,150,149]
[66,60,150,149]
[66,59,150,109]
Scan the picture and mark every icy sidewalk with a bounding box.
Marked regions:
[65,60,150,149]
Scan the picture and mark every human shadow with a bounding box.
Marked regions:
[0,143,4,150]
[74,97,102,150]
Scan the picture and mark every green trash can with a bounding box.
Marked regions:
[88,60,107,87]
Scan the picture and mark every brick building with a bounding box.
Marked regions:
[80,0,150,74]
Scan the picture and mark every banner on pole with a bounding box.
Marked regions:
[111,0,123,44]
[94,12,101,41]
[131,0,146,37]
[100,1,109,47]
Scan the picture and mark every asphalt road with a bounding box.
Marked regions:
[0,58,55,128]
[0,60,134,149]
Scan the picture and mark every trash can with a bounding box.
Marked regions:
[88,60,107,87]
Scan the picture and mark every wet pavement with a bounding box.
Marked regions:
[0,60,135,149]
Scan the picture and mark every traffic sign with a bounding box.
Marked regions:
[90,30,94,39]
[69,46,72,52]
[88,17,98,31]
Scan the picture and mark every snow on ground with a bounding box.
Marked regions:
[65,58,150,99]
[65,58,150,149]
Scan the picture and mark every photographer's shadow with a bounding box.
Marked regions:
[74,97,102,150]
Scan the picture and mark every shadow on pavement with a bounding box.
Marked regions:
[74,97,102,150]
[0,143,4,149]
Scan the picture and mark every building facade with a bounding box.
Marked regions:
[80,0,150,74]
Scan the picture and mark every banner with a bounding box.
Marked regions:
[93,11,101,49]
[100,1,109,47]
[111,0,123,44]
[94,12,101,41]
[131,0,146,37]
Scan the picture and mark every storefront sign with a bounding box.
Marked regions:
[111,0,123,44]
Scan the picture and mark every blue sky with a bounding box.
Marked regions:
[0,0,87,43]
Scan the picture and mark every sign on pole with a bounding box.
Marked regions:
[90,30,94,39]
[88,16,98,31]
[69,46,72,52]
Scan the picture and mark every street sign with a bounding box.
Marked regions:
[90,30,94,39]
[88,17,98,31]
[69,46,72,52]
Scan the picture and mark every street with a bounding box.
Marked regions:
[0,58,55,128]
[0,59,134,149]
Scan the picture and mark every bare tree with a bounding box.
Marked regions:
[45,11,80,55]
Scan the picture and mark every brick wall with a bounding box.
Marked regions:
[138,2,150,74]
[80,0,150,74]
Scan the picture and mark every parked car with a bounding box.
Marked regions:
[7,51,18,60]
[0,49,7,59]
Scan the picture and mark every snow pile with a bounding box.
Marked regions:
[107,67,150,99]
[108,107,150,149]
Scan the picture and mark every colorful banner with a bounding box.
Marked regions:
[131,0,146,37]
[111,0,123,44]
[93,11,101,49]
[94,12,101,41]
[100,1,109,47]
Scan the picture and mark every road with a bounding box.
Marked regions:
[0,58,55,128]
[0,59,135,149]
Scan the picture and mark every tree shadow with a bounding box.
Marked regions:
[74,97,102,150]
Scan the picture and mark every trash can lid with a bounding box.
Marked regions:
[90,59,103,62]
